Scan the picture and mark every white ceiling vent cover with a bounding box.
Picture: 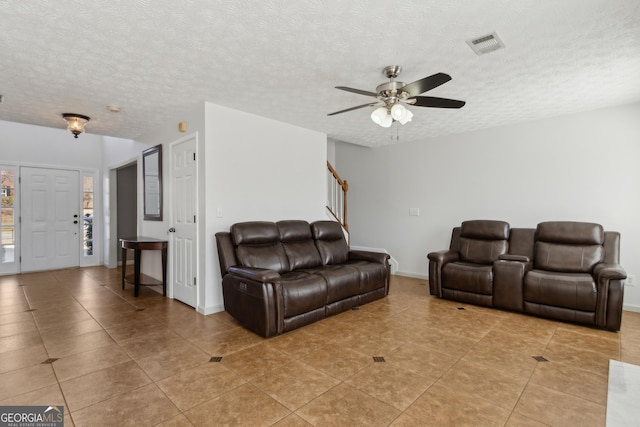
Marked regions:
[466,32,505,55]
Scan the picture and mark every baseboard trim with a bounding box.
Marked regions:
[623,304,640,313]
[395,271,429,280]
[198,304,225,315]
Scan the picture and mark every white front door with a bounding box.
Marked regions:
[20,167,80,272]
[170,137,198,307]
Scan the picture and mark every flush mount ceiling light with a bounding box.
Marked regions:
[62,113,90,139]
[328,65,465,128]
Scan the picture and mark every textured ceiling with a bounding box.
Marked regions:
[1,0,639,147]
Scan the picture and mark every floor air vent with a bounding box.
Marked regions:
[210,356,223,362]
[532,356,549,362]
[373,356,386,363]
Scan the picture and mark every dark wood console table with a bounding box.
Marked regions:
[120,236,168,297]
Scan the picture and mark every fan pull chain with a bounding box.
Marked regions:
[391,122,400,141]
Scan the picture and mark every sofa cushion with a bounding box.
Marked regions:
[232,222,290,273]
[277,220,322,270]
[458,220,509,264]
[304,265,360,304]
[348,260,387,293]
[232,221,279,245]
[442,262,493,295]
[536,221,604,245]
[460,220,510,240]
[534,242,603,273]
[534,222,604,273]
[312,221,349,265]
[280,273,327,317]
[459,238,508,265]
[524,270,597,311]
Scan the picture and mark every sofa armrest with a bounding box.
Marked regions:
[427,250,459,297]
[427,250,459,265]
[494,259,532,312]
[593,263,627,280]
[349,250,390,265]
[593,263,626,330]
[228,266,281,283]
[222,269,281,337]
[499,254,531,263]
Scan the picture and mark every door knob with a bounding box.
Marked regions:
[73,214,78,218]
[168,227,176,233]
[73,220,78,224]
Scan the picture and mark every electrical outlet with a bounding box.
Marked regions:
[627,275,635,286]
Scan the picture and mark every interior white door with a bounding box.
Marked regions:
[170,137,198,307]
[20,167,80,272]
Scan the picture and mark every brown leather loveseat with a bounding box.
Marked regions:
[216,220,390,337]
[428,220,626,331]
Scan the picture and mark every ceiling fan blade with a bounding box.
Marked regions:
[335,86,378,97]
[410,96,466,109]
[327,103,380,116]
[402,73,452,97]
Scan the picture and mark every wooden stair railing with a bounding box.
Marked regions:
[327,161,348,232]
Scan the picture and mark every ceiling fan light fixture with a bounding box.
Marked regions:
[391,103,407,120]
[330,65,465,130]
[379,114,393,127]
[391,103,413,125]
[371,107,392,127]
[398,108,413,125]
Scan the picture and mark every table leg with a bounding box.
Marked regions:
[134,248,141,297]
[121,247,127,290]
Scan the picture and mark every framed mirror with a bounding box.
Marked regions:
[142,144,163,221]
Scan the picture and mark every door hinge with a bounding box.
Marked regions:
[193,277,197,286]
[193,215,196,223]
[193,153,196,161]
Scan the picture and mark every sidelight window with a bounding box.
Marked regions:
[83,176,94,256]
[1,168,16,264]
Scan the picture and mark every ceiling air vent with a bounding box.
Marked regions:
[466,32,505,56]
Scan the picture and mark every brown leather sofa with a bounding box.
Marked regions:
[428,220,626,331]
[215,220,390,337]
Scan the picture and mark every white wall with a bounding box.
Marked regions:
[335,102,640,310]
[327,138,337,166]
[102,136,149,170]
[1,120,103,168]
[203,103,327,314]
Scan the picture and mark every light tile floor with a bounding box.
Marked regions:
[1,268,639,426]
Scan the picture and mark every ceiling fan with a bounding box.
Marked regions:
[328,65,465,127]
